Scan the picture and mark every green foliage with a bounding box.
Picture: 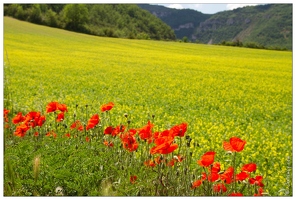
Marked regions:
[3,4,176,41]
[63,4,89,32]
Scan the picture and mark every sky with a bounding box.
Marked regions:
[154,3,261,14]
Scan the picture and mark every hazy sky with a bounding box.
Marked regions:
[155,4,261,14]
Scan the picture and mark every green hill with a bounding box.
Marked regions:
[194,4,292,49]
[3,4,176,40]
[138,4,211,41]
[139,4,292,50]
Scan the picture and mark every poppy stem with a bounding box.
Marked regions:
[233,152,237,192]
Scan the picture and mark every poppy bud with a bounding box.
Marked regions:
[85,104,88,107]
[152,114,155,118]
[124,113,128,118]
[76,104,78,108]
[127,120,131,125]
[73,113,76,118]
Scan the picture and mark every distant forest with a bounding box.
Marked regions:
[4,4,176,40]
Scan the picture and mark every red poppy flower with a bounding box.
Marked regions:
[14,124,30,137]
[213,183,227,193]
[104,126,114,135]
[170,122,188,137]
[197,151,215,167]
[242,163,257,173]
[167,159,176,167]
[144,160,156,168]
[120,131,138,152]
[58,103,68,112]
[46,101,59,113]
[12,112,25,124]
[85,136,90,142]
[174,155,184,162]
[45,131,57,138]
[103,140,114,147]
[138,121,154,142]
[191,180,202,189]
[211,162,221,174]
[64,133,71,138]
[229,192,243,196]
[223,137,246,152]
[254,187,264,196]
[70,120,84,131]
[4,109,10,122]
[86,114,100,130]
[236,171,249,181]
[24,111,45,128]
[220,166,234,184]
[100,102,114,112]
[34,132,39,137]
[130,175,137,184]
[150,136,178,155]
[56,112,64,122]
[207,172,220,182]
[249,175,264,187]
[111,125,126,136]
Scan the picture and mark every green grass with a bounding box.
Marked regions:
[3,17,292,196]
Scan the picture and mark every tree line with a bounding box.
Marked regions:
[4,4,176,40]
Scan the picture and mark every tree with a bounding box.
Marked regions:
[63,4,89,31]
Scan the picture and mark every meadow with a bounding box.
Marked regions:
[3,17,292,196]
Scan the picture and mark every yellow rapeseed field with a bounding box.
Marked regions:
[4,17,292,196]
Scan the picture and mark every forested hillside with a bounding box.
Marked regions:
[4,4,176,40]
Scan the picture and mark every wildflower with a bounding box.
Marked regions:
[236,171,249,181]
[46,131,57,138]
[86,114,100,130]
[14,124,30,137]
[104,126,114,135]
[70,120,84,131]
[103,140,114,147]
[197,151,215,167]
[249,175,264,187]
[111,125,126,136]
[213,183,227,193]
[24,111,45,128]
[170,122,187,137]
[85,136,90,142]
[254,187,264,196]
[138,120,154,142]
[167,159,176,167]
[130,175,137,184]
[191,180,202,189]
[58,103,68,112]
[229,192,243,196]
[220,166,234,184]
[242,163,257,173]
[12,112,25,124]
[223,136,246,152]
[174,155,184,162]
[150,136,178,155]
[120,130,138,152]
[56,112,64,122]
[4,109,10,122]
[46,101,59,113]
[34,132,39,137]
[211,162,221,174]
[64,133,71,138]
[144,160,156,168]
[100,102,114,112]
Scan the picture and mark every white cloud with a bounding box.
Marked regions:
[226,4,259,10]
[167,4,184,9]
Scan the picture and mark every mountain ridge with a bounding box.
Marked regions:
[139,4,292,49]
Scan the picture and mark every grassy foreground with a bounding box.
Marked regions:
[3,17,292,196]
